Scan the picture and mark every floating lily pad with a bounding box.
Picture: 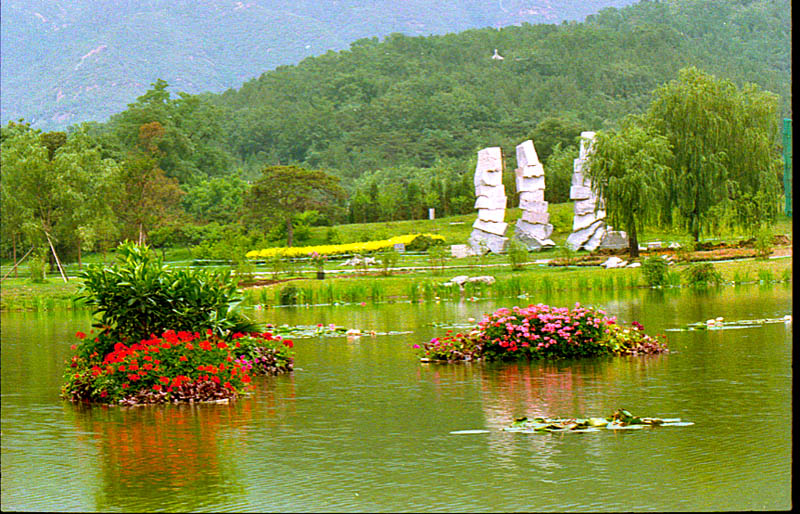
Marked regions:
[262,324,412,339]
[672,316,792,332]
[503,409,691,433]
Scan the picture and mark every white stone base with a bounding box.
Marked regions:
[566,219,605,251]
[515,219,553,240]
[468,229,508,254]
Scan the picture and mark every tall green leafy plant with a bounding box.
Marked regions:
[78,242,255,350]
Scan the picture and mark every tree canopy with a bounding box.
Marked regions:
[243,166,345,247]
[645,66,782,240]
[586,117,673,257]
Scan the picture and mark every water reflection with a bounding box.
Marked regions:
[1,284,792,512]
[58,374,298,512]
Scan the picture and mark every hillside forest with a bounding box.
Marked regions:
[0,0,792,268]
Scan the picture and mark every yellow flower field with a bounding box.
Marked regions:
[246,233,445,259]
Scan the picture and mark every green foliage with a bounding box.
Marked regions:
[181,174,248,224]
[757,269,775,284]
[544,143,578,204]
[683,262,723,288]
[674,241,696,263]
[378,249,399,276]
[641,256,670,287]
[406,233,445,251]
[77,242,253,348]
[427,245,448,274]
[586,117,673,256]
[243,165,345,247]
[28,248,48,283]
[646,66,782,241]
[506,239,528,271]
[279,284,301,305]
[754,227,774,259]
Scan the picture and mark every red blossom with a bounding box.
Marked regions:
[76,332,86,340]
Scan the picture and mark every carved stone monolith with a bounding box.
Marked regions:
[512,139,554,250]
[468,147,509,254]
[566,131,629,251]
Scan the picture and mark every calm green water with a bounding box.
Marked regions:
[1,285,792,512]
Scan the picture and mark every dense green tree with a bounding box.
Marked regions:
[51,127,122,266]
[544,143,578,205]
[1,123,67,270]
[646,66,782,241]
[530,116,583,163]
[114,153,184,245]
[181,174,249,224]
[243,166,345,247]
[586,117,673,257]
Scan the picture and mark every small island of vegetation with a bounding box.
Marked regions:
[414,302,667,362]
[61,242,293,405]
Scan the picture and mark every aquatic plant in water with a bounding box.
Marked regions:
[414,303,668,362]
[501,409,693,434]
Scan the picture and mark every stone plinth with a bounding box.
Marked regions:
[599,230,629,250]
[468,229,508,254]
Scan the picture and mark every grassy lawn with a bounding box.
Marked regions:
[1,204,792,311]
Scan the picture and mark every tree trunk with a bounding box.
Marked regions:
[138,223,146,245]
[286,218,294,247]
[628,223,639,259]
[12,234,17,278]
[77,239,82,269]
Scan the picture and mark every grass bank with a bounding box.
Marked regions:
[1,207,792,311]
[240,256,792,308]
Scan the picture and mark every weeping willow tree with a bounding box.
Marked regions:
[586,117,673,258]
[646,67,782,241]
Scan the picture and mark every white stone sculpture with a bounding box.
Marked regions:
[566,131,629,252]
[468,147,509,254]
[512,139,555,250]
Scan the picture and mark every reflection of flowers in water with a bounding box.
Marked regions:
[64,374,296,510]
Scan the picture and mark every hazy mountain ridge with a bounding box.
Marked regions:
[1,0,637,130]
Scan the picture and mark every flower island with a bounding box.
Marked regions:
[63,329,293,406]
[61,242,293,406]
[414,303,667,362]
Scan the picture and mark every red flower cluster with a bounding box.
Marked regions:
[62,328,293,404]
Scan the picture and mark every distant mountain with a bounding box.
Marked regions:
[0,0,638,130]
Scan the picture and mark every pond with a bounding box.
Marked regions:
[1,284,792,512]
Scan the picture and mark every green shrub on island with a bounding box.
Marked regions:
[414,303,667,362]
[63,241,291,405]
[77,242,257,348]
[641,256,670,287]
[62,329,293,405]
